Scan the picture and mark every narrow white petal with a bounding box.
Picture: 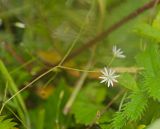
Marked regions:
[116,49,121,53]
[110,80,113,86]
[110,69,113,75]
[107,81,111,87]
[112,78,118,82]
[104,67,109,76]
[99,76,106,79]
[100,79,106,83]
[101,70,106,75]
[115,74,119,77]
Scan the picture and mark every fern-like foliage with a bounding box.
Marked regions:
[111,91,148,129]
[136,43,160,100]
[144,74,160,100]
[136,43,160,76]
[123,91,148,121]
[111,111,126,129]
[0,116,17,129]
[111,43,160,129]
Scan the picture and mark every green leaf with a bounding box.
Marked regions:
[0,116,17,129]
[135,23,160,42]
[80,82,106,103]
[99,110,114,129]
[72,100,100,125]
[152,11,160,31]
[118,73,138,91]
[72,82,104,125]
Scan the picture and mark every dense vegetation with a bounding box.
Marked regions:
[1,0,160,129]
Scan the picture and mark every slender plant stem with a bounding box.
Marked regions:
[1,66,57,107]
[58,0,95,66]
[0,82,9,115]
[100,90,125,116]
[58,66,98,73]
[63,51,94,115]
[118,92,127,111]
[55,91,64,129]
[29,0,159,82]
[65,0,160,62]
[63,63,93,114]
[3,82,8,102]
[107,56,115,67]
[43,72,58,88]
[10,58,34,74]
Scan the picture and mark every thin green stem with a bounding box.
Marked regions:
[10,58,34,74]
[58,1,94,66]
[63,49,94,115]
[118,92,127,111]
[42,65,99,88]
[3,82,8,102]
[2,66,58,107]
[0,82,9,115]
[0,103,5,115]
[107,56,115,67]
[43,72,58,88]
[57,66,99,73]
[55,91,64,129]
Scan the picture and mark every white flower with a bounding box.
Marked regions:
[99,67,119,87]
[14,22,26,28]
[112,45,126,58]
